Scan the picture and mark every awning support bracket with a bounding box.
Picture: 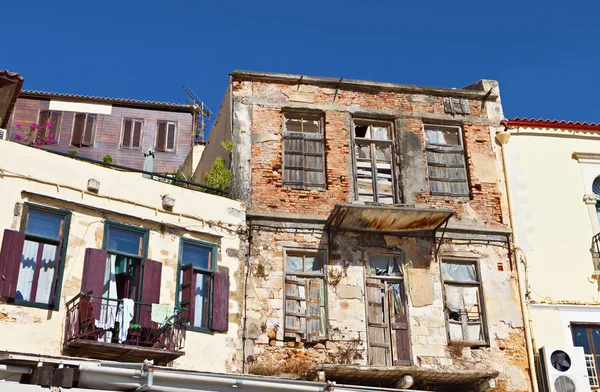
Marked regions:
[435,218,450,259]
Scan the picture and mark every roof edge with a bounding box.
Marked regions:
[230,70,499,100]
[503,117,600,132]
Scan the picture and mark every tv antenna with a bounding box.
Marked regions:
[183,85,212,144]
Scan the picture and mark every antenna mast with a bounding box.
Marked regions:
[183,85,212,144]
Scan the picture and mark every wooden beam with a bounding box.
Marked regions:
[395,374,414,389]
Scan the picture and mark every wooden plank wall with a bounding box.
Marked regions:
[8,98,194,173]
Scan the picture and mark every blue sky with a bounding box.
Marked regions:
[4,1,599,128]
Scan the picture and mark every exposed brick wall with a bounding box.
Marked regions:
[238,79,504,226]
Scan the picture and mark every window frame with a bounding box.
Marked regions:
[70,112,97,147]
[14,203,71,311]
[120,118,145,150]
[283,247,328,342]
[37,110,63,144]
[281,112,327,190]
[351,119,396,204]
[571,322,600,389]
[439,257,488,346]
[175,238,218,334]
[423,124,470,198]
[155,120,178,152]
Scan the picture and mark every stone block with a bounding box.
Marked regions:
[336,284,363,299]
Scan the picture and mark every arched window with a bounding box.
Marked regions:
[593,176,600,223]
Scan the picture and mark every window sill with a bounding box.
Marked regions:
[155,150,176,153]
[284,184,326,191]
[185,326,214,335]
[448,340,488,348]
[9,298,58,311]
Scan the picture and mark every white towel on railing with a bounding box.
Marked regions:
[119,298,135,344]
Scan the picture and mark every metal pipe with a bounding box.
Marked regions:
[496,129,540,392]
[135,360,154,392]
[0,364,33,374]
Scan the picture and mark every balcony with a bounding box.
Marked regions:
[591,233,600,275]
[64,292,185,365]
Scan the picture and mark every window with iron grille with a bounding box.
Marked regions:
[441,259,488,345]
[424,124,469,197]
[71,113,97,147]
[284,249,327,342]
[121,118,144,150]
[353,120,395,204]
[282,114,326,190]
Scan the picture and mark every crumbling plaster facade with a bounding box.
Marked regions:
[198,71,531,391]
[0,141,246,373]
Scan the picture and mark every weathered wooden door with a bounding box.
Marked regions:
[366,277,410,366]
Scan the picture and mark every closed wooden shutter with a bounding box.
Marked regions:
[140,258,162,327]
[81,248,108,320]
[167,123,176,151]
[443,97,470,115]
[443,97,453,114]
[306,278,322,342]
[283,132,304,186]
[303,133,325,186]
[366,278,390,366]
[122,120,132,148]
[211,272,229,332]
[72,114,85,146]
[156,122,167,151]
[427,145,468,196]
[132,120,142,149]
[285,277,307,340]
[283,131,325,188]
[180,263,196,325]
[82,115,95,146]
[0,229,25,298]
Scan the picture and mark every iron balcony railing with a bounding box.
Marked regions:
[591,233,600,275]
[65,292,185,352]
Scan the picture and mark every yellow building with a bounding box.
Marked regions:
[501,118,600,390]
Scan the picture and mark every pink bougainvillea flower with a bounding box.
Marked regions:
[31,124,39,129]
[14,135,23,141]
[15,123,21,129]
[46,123,52,129]
[48,133,54,140]
[36,131,42,137]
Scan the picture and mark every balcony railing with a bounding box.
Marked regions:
[591,233,600,275]
[585,354,599,389]
[64,292,185,363]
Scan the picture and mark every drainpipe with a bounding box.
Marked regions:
[496,125,539,392]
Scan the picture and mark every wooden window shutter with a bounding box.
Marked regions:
[49,112,61,142]
[285,277,307,340]
[167,123,176,151]
[460,99,470,114]
[81,248,108,321]
[140,259,162,327]
[0,229,26,298]
[122,120,132,148]
[82,115,96,146]
[157,122,167,151]
[72,114,85,146]
[211,272,229,332]
[180,264,196,325]
[443,97,453,114]
[132,120,142,149]
[306,278,322,342]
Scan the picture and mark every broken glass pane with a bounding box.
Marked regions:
[303,119,320,133]
[442,262,476,282]
[425,127,460,146]
[372,126,390,140]
[368,256,401,276]
[355,125,368,138]
[444,285,479,317]
[287,255,303,273]
[286,117,302,133]
[304,255,322,272]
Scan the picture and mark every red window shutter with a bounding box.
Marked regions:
[83,115,96,146]
[81,248,107,321]
[156,122,167,151]
[140,258,162,327]
[132,120,142,149]
[211,272,229,332]
[179,264,196,325]
[122,120,132,148]
[49,112,61,143]
[0,229,26,298]
[167,123,176,151]
[72,114,85,146]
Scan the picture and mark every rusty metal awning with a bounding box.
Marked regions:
[326,203,453,234]
[0,70,24,128]
[305,364,499,390]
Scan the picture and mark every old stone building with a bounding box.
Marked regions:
[197,71,532,391]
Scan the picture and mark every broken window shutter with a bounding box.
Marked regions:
[460,99,470,114]
[443,97,453,114]
[83,115,96,146]
[211,272,229,332]
[72,114,85,146]
[303,133,325,186]
[0,229,25,298]
[167,123,176,151]
[285,278,307,340]
[306,278,323,342]
[81,248,108,321]
[156,122,167,151]
[122,120,132,148]
[140,258,162,327]
[180,263,196,325]
[132,120,142,149]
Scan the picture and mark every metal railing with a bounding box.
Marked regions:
[585,354,599,389]
[65,292,185,351]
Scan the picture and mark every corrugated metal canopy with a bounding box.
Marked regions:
[326,203,453,233]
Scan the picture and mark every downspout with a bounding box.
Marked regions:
[242,218,253,374]
[496,124,539,392]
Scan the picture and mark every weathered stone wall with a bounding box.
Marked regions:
[230,77,506,226]
[243,221,530,391]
